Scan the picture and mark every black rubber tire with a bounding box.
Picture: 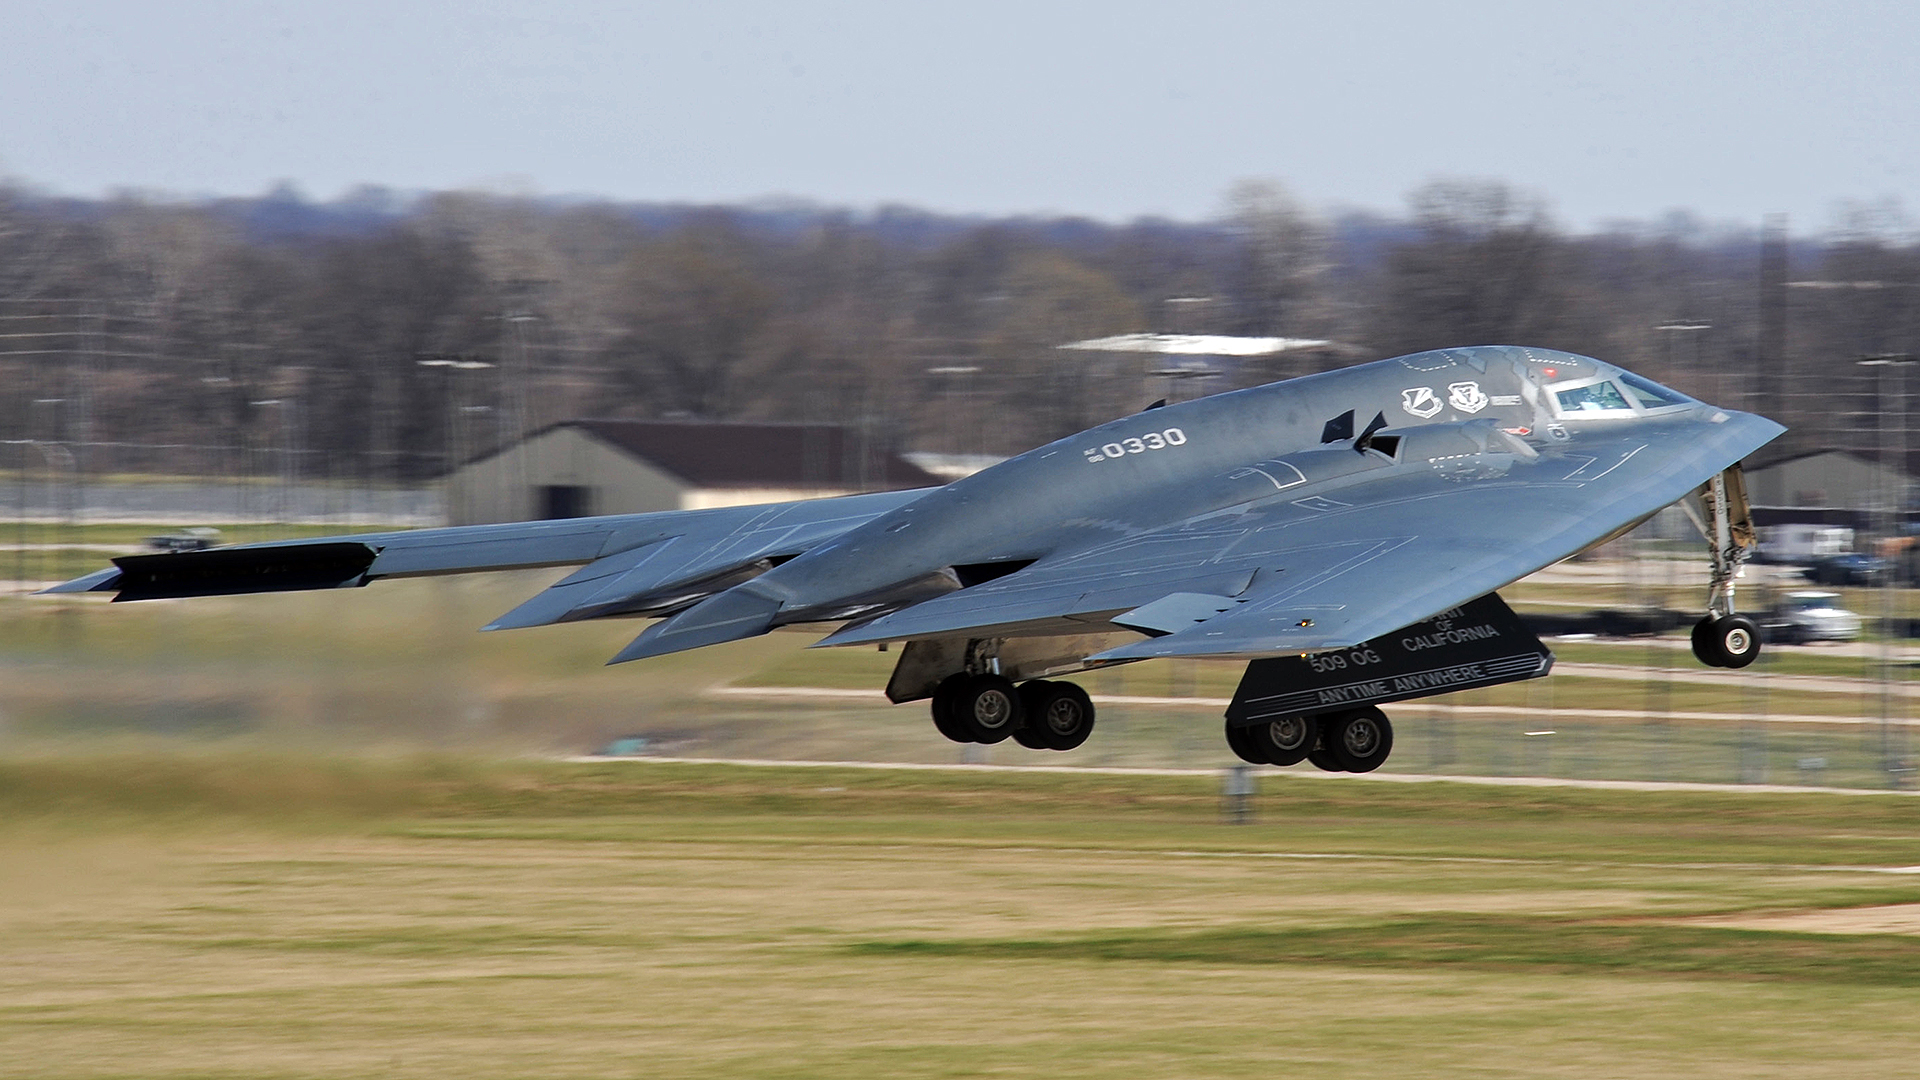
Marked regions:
[1225,721,1271,765]
[954,673,1022,744]
[1323,707,1394,773]
[930,673,975,743]
[1012,681,1055,748]
[1305,745,1346,772]
[1711,614,1761,669]
[1244,714,1316,767]
[1022,680,1096,751]
[1690,616,1727,667]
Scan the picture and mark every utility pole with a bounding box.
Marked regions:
[1757,215,1789,426]
[1859,354,1916,788]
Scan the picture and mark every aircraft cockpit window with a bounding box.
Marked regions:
[1553,381,1635,415]
[1618,372,1693,410]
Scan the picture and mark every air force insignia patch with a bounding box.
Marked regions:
[1448,381,1489,414]
[1400,386,1442,419]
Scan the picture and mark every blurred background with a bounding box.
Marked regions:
[3,1,1918,787]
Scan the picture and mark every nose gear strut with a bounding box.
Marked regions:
[1682,465,1761,668]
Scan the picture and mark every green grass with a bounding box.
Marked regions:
[6,576,1917,787]
[751,625,1916,693]
[4,756,1920,1079]
[854,915,1920,986]
[1548,638,1914,679]
[6,755,1917,865]
[1508,580,1920,621]
[1,521,406,582]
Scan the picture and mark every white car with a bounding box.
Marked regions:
[1768,591,1863,644]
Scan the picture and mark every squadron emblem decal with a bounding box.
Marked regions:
[1400,386,1443,419]
[1448,381,1489,414]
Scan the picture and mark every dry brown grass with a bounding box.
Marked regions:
[3,758,1920,1078]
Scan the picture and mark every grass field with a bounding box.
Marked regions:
[4,574,1916,788]
[3,755,1919,1078]
[1,522,402,582]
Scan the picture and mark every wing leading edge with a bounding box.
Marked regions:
[43,489,933,638]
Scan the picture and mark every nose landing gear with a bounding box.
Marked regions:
[1685,466,1762,669]
[1692,612,1761,668]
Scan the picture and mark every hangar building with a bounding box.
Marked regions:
[1744,449,1910,528]
[445,419,944,526]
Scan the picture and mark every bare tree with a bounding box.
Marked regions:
[1372,179,1569,355]
[1221,179,1329,338]
[605,225,774,418]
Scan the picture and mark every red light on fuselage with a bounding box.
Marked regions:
[1542,367,1558,377]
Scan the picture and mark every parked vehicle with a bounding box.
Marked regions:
[1763,591,1863,644]
[140,527,221,553]
[1802,552,1890,586]
[1757,524,1853,563]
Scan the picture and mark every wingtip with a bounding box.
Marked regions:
[36,568,123,595]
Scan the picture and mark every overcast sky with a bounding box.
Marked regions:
[4,1,1915,231]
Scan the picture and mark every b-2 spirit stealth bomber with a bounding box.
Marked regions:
[48,346,1784,772]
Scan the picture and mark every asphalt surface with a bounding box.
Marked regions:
[710,684,1920,727]
[568,753,1920,799]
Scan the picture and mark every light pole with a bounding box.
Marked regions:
[503,312,539,520]
[1792,279,1920,458]
[417,356,496,521]
[25,398,69,590]
[1857,354,1916,788]
[247,398,291,527]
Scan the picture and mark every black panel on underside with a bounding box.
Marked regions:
[1226,592,1553,723]
[110,542,379,601]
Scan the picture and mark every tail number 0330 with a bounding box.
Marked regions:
[1083,428,1187,463]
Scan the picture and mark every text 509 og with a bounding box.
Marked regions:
[1308,648,1382,673]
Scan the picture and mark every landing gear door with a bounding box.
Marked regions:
[1720,463,1757,554]
[1226,593,1553,727]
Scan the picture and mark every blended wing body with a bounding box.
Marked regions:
[819,410,1773,660]
[48,346,1784,683]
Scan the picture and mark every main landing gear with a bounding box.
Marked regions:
[1688,466,1761,669]
[930,673,1096,751]
[1226,707,1394,773]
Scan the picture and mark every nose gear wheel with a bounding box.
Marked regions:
[1692,613,1760,668]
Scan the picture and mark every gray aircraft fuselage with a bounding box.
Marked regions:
[630,344,1740,659]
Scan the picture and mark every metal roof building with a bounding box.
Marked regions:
[1744,448,1910,528]
[445,419,944,525]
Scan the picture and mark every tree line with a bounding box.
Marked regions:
[3,178,1917,483]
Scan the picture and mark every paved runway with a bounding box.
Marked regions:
[710,683,1920,727]
[568,752,1920,799]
